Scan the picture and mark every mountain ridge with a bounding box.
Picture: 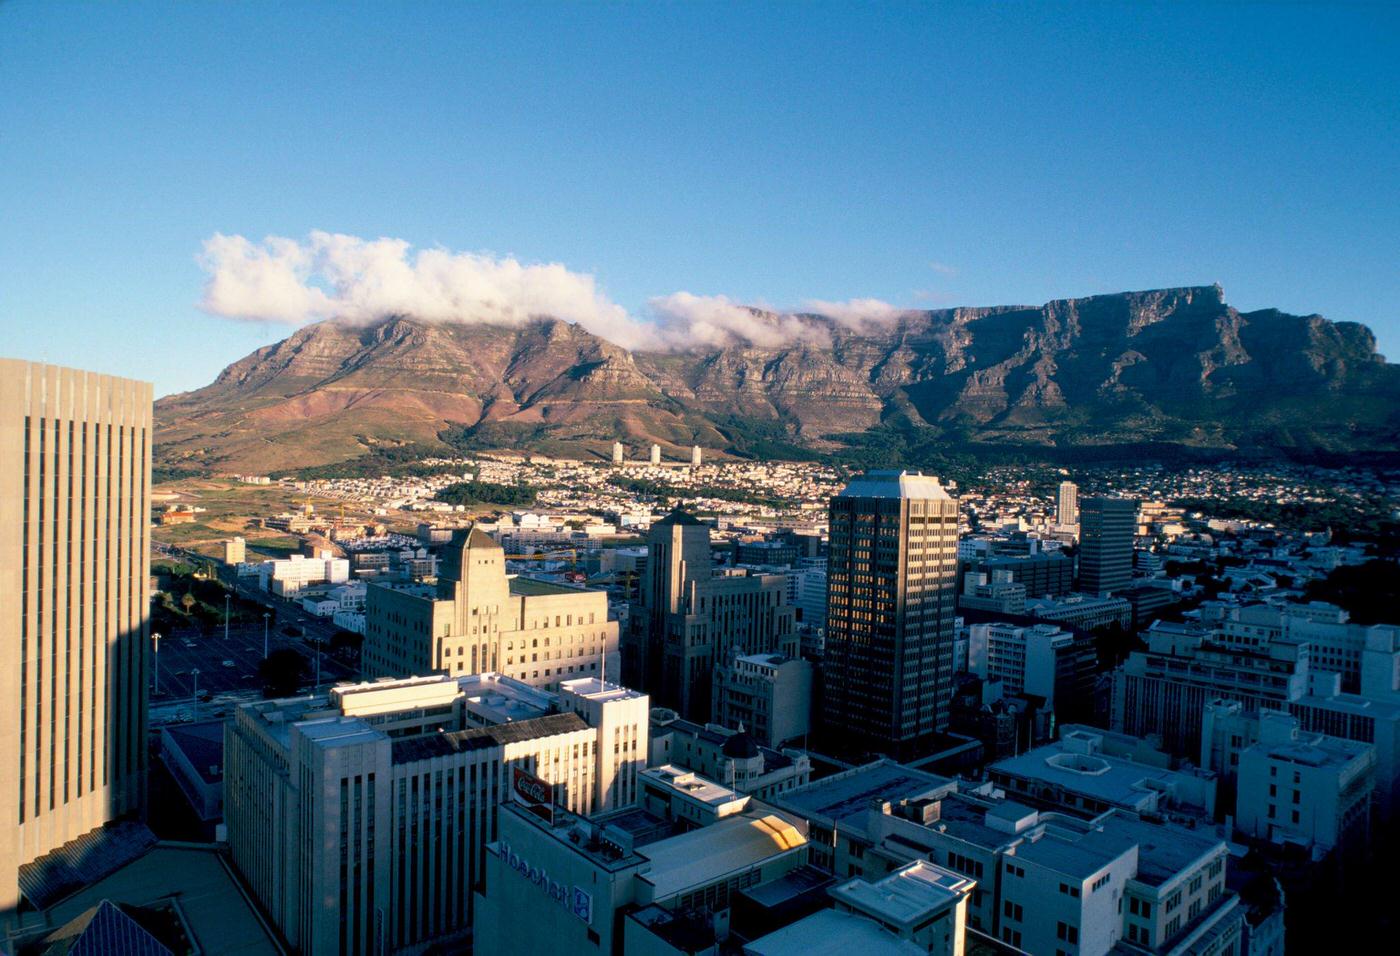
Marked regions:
[154,285,1400,473]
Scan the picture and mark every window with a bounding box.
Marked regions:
[1003,901,1023,921]
[1056,922,1078,944]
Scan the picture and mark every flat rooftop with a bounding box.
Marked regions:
[1095,811,1225,887]
[560,676,647,702]
[830,861,973,927]
[642,765,748,809]
[743,908,924,956]
[459,672,557,723]
[393,711,588,763]
[774,760,955,834]
[991,742,1206,810]
[509,575,588,596]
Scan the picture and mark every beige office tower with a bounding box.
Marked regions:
[691,444,702,467]
[650,442,662,465]
[612,440,625,465]
[1057,479,1079,526]
[0,360,152,918]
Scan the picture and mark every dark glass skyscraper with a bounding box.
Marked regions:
[1078,497,1139,596]
[822,471,960,758]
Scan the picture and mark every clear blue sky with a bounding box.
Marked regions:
[2,1,1396,396]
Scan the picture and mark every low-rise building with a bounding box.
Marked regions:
[1234,711,1374,857]
[649,712,813,801]
[474,791,809,956]
[987,727,1217,821]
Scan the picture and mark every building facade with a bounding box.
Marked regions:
[364,527,618,691]
[822,471,960,757]
[623,511,797,723]
[1058,480,1079,527]
[0,360,152,918]
[223,672,647,955]
[1078,497,1138,596]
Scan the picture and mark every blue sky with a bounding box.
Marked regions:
[2,1,1396,396]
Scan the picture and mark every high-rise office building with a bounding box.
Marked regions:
[1078,496,1138,595]
[622,510,797,722]
[1056,479,1078,526]
[691,444,702,467]
[649,442,662,465]
[822,471,960,757]
[612,440,625,465]
[0,360,152,916]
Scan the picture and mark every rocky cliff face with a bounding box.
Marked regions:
[155,286,1400,472]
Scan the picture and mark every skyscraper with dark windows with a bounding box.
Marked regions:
[1079,496,1139,596]
[0,360,152,917]
[822,471,960,758]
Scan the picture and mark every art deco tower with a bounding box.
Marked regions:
[0,360,152,916]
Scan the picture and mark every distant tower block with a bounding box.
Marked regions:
[612,441,624,465]
[691,445,702,467]
[650,443,661,465]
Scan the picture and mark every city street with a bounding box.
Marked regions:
[151,545,361,703]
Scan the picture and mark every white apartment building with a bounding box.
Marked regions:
[1206,602,1400,694]
[1234,711,1374,857]
[244,552,351,596]
[959,569,1028,614]
[223,672,648,955]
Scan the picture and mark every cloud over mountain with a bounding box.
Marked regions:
[197,232,904,351]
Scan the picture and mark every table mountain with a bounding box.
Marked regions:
[155,285,1400,473]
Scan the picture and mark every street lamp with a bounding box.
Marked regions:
[191,668,200,701]
[152,632,161,695]
[224,593,231,643]
[263,612,271,659]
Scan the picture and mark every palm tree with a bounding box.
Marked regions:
[180,592,197,614]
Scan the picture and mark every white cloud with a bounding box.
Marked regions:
[196,231,915,351]
[197,231,658,348]
[929,260,959,277]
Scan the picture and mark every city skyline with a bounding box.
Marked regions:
[3,2,1399,395]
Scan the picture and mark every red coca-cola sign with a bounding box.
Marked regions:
[513,766,551,806]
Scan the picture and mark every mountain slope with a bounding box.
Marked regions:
[155,286,1400,473]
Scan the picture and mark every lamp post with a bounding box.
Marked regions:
[191,668,200,701]
[224,593,231,642]
[263,612,271,659]
[152,631,161,695]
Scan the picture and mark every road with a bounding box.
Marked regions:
[150,544,362,705]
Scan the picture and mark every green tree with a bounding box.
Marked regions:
[258,648,308,698]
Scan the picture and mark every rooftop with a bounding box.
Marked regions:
[742,908,925,956]
[509,576,587,597]
[392,712,589,763]
[829,860,974,927]
[638,812,807,902]
[991,740,1210,812]
[838,470,954,502]
[774,760,956,835]
[1094,811,1226,888]
[560,676,647,703]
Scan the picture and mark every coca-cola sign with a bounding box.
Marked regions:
[513,766,551,806]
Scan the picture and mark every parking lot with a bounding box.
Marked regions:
[150,550,361,703]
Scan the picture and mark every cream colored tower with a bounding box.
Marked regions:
[0,360,152,917]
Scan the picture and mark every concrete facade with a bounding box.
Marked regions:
[0,360,152,918]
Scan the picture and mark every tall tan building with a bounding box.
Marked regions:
[364,527,619,689]
[0,360,152,917]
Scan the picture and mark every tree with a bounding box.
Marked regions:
[180,592,197,614]
[258,648,308,698]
